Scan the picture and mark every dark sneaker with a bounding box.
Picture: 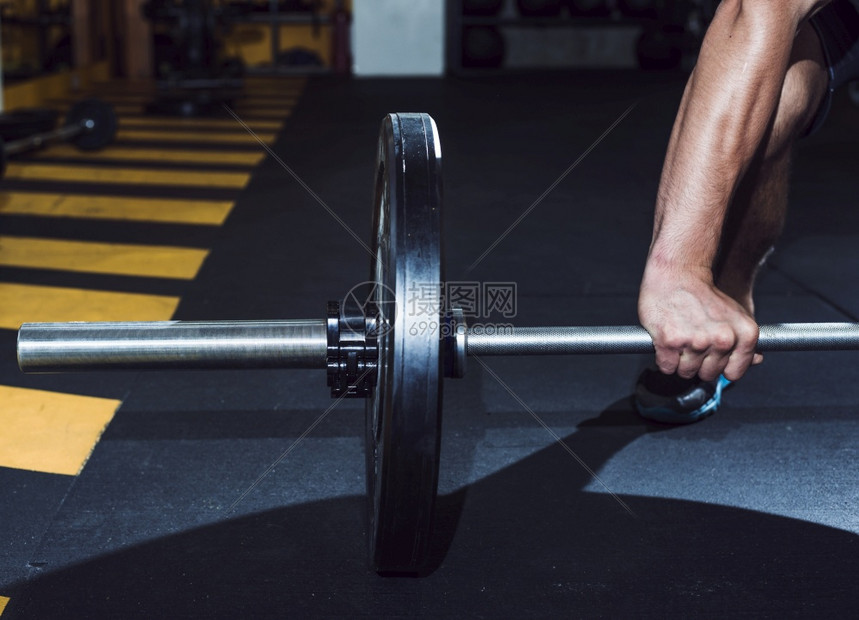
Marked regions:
[634,368,732,424]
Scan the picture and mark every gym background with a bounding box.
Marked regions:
[1,1,857,618]
[0,0,713,95]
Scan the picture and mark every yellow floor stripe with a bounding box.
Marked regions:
[247,76,306,83]
[53,103,294,119]
[3,164,250,188]
[35,144,265,166]
[0,385,120,476]
[228,100,298,109]
[238,94,303,101]
[0,283,179,328]
[116,129,276,144]
[0,236,208,280]
[57,95,297,107]
[107,104,293,119]
[120,117,283,131]
[241,88,304,94]
[232,106,299,116]
[0,595,8,615]
[85,77,305,93]
[0,193,234,225]
[246,83,306,92]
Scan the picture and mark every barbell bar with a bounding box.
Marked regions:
[18,321,859,373]
[0,98,118,178]
[15,113,859,573]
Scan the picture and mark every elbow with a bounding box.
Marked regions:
[718,0,832,25]
[705,0,825,63]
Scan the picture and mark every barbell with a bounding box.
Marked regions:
[0,98,117,178]
[16,113,859,573]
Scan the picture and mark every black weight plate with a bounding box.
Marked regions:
[516,0,562,17]
[367,113,444,573]
[462,26,505,69]
[463,0,504,16]
[221,56,246,78]
[567,0,610,17]
[0,108,59,142]
[636,25,682,71]
[617,0,658,18]
[65,98,118,151]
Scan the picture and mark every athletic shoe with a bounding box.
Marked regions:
[634,368,732,424]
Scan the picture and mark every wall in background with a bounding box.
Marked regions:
[353,0,445,77]
[222,0,352,74]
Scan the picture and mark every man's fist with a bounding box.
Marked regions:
[638,265,762,382]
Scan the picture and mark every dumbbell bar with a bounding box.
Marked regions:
[18,321,859,373]
[0,98,117,178]
[16,114,859,575]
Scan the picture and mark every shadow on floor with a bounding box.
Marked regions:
[5,402,857,618]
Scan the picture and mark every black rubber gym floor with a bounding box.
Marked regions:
[2,72,858,617]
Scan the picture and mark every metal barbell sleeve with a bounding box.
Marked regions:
[18,320,328,372]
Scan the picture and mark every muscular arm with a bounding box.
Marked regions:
[639,0,832,381]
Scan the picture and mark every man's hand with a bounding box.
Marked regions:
[638,264,763,382]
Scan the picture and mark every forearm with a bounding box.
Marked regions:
[647,0,828,276]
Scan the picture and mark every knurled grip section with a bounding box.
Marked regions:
[756,323,859,351]
[466,323,859,356]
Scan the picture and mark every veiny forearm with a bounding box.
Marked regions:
[648,0,828,275]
